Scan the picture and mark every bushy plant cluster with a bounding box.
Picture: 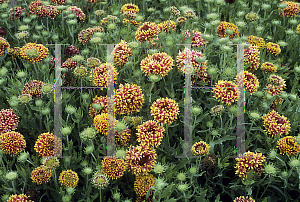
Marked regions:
[0,0,300,201]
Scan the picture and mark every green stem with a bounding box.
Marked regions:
[12,180,16,194]
[100,188,102,202]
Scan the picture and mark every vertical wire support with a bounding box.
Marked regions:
[106,44,115,157]
[236,44,246,157]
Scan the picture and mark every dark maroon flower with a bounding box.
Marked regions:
[64,45,80,57]
[0,27,6,37]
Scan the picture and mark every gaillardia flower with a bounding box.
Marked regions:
[150,98,179,124]
[234,196,256,202]
[31,165,52,184]
[266,42,281,56]
[89,95,107,118]
[248,35,265,49]
[121,3,139,14]
[34,132,62,157]
[66,6,85,22]
[135,22,160,42]
[191,141,210,156]
[177,48,208,85]
[22,80,44,98]
[216,21,239,39]
[212,80,240,105]
[6,194,32,202]
[261,62,277,73]
[92,171,109,189]
[19,43,49,63]
[134,174,155,197]
[262,110,291,137]
[244,45,260,71]
[277,136,300,156]
[115,83,144,115]
[279,1,300,17]
[42,156,60,170]
[29,1,61,19]
[0,131,26,156]
[158,20,176,32]
[89,63,118,87]
[59,170,79,188]
[136,120,165,148]
[87,57,101,68]
[64,45,80,57]
[113,40,133,66]
[0,108,19,134]
[236,71,259,95]
[101,156,126,179]
[125,145,157,175]
[115,128,131,147]
[235,151,266,180]
[140,52,174,77]
[94,113,108,135]
[0,37,10,56]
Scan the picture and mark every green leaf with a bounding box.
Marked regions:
[161,184,174,199]
[214,194,220,202]
[164,198,177,202]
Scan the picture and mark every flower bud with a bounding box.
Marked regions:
[148,74,161,82]
[5,171,18,181]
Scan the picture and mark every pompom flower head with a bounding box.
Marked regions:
[6,194,32,202]
[235,151,266,180]
[158,20,176,32]
[261,62,277,73]
[94,113,108,135]
[0,131,26,156]
[191,141,210,156]
[277,136,300,156]
[0,37,10,56]
[234,196,256,202]
[136,120,165,148]
[113,40,132,66]
[31,165,52,184]
[125,145,157,175]
[89,63,118,87]
[216,21,239,39]
[262,110,291,137]
[115,83,144,115]
[266,42,281,56]
[89,96,107,118]
[236,71,259,95]
[134,174,155,197]
[101,156,126,179]
[0,109,19,134]
[22,80,44,98]
[135,22,160,42]
[140,52,174,77]
[19,43,49,63]
[244,45,260,71]
[34,132,62,157]
[59,170,79,188]
[279,1,300,17]
[121,3,139,14]
[248,35,265,49]
[150,98,179,124]
[212,80,240,105]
